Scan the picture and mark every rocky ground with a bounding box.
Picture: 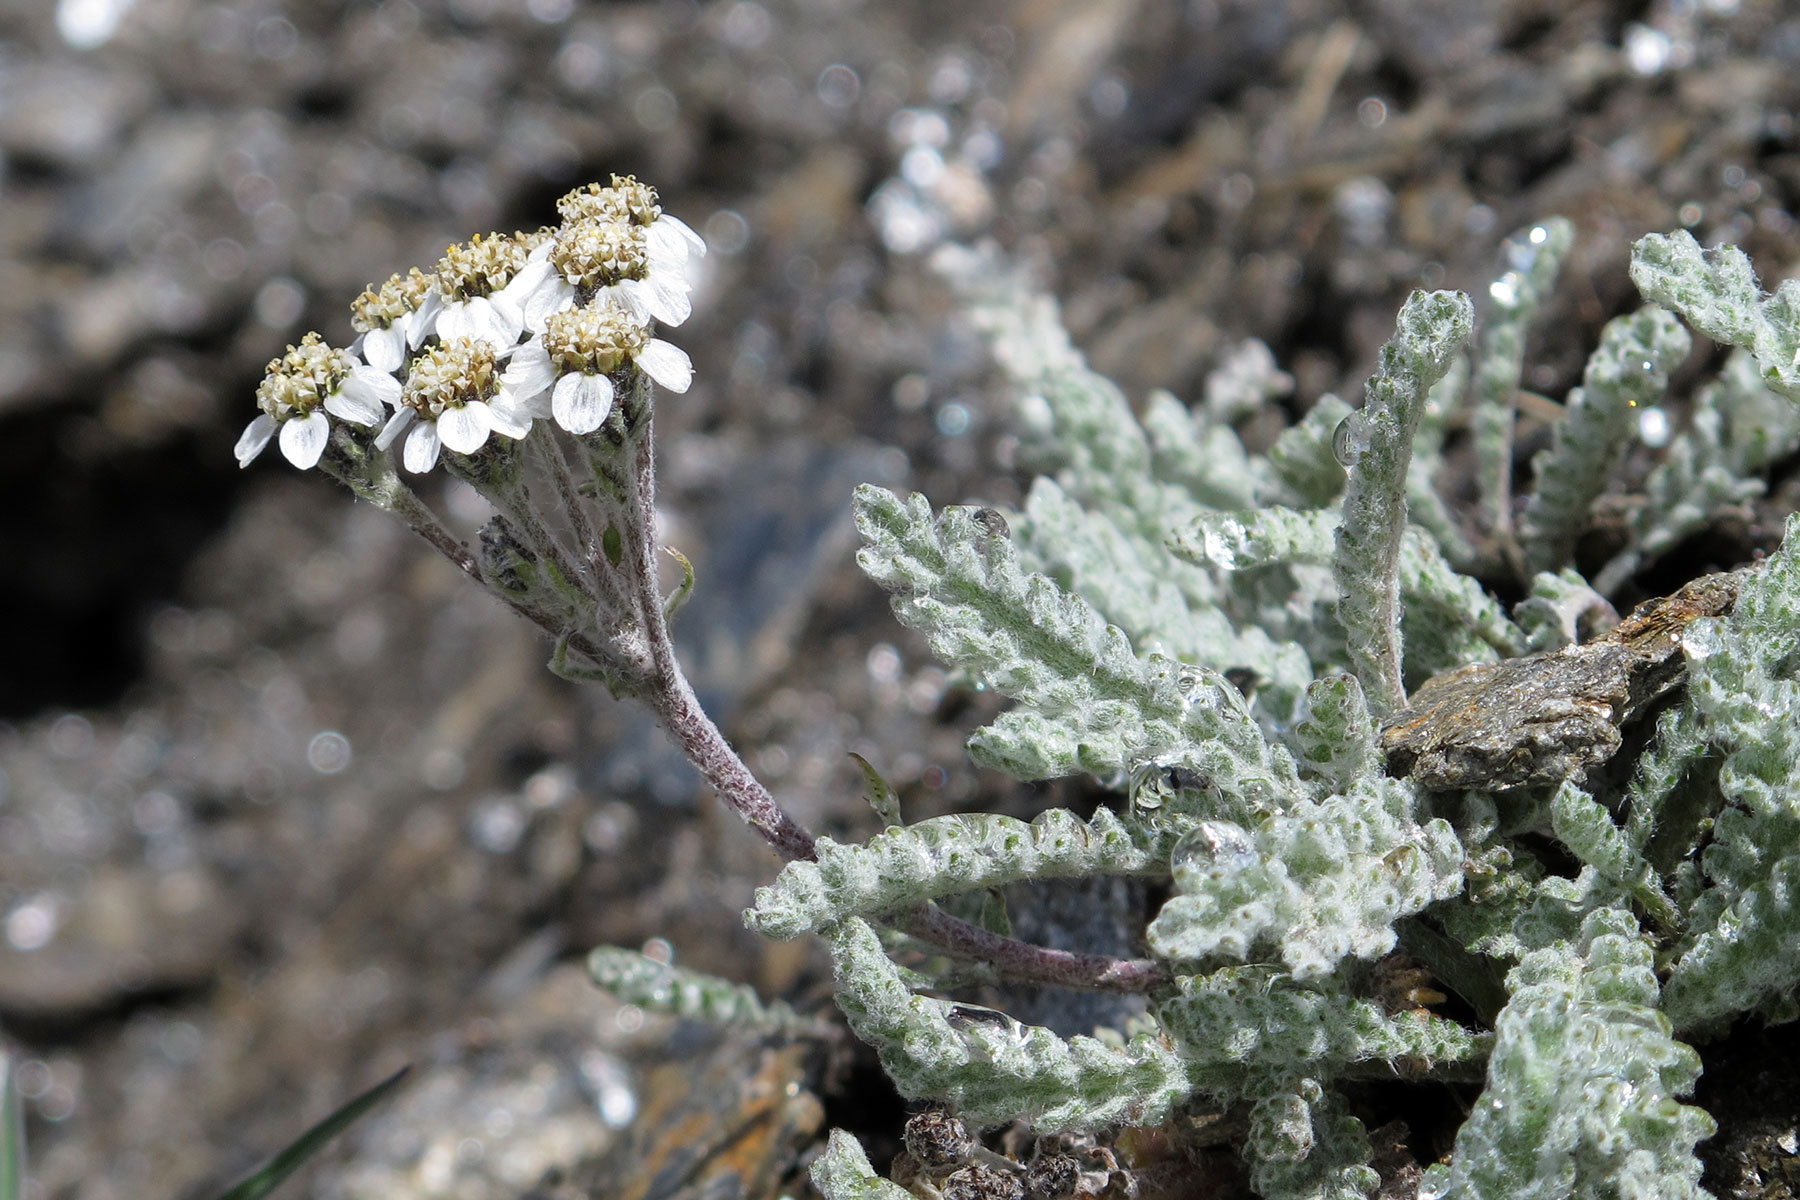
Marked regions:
[6,0,1800,1196]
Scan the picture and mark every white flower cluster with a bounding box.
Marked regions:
[236,175,704,473]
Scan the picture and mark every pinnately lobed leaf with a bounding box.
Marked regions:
[1422,907,1711,1200]
[1630,229,1800,400]
[745,807,1174,941]
[1145,774,1463,978]
[1661,515,1800,1030]
[811,1129,916,1200]
[586,947,835,1038]
[828,917,1192,1132]
[1332,289,1475,713]
[1520,307,1691,574]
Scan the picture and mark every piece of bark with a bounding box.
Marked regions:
[1380,570,1743,791]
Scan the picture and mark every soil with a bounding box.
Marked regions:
[5,1,1800,1197]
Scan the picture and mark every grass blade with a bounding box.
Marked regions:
[208,1065,410,1200]
[0,1045,24,1200]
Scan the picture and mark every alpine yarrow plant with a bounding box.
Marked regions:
[232,180,1800,1199]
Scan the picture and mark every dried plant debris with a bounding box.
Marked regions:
[1381,569,1744,792]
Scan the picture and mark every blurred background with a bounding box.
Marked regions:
[3,0,1800,1195]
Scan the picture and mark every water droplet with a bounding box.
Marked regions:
[1502,229,1542,274]
[1382,844,1422,876]
[1332,414,1368,467]
[1171,821,1258,879]
[1488,274,1520,307]
[1129,760,1166,811]
[307,730,352,774]
[1201,524,1238,570]
[1416,1168,1451,1200]
[945,1003,1029,1049]
[1639,406,1671,447]
[1128,754,1216,813]
[1681,620,1723,662]
[1176,664,1229,713]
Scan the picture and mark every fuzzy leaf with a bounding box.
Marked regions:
[829,917,1192,1131]
[1175,507,1523,674]
[1245,1078,1379,1200]
[1662,516,1800,1029]
[1146,775,1463,978]
[1333,290,1476,712]
[1629,229,1800,400]
[587,947,833,1038]
[811,1129,915,1200]
[1141,386,1260,510]
[1472,218,1575,543]
[1520,307,1691,574]
[1424,907,1711,1200]
[1548,782,1675,930]
[1596,349,1800,593]
[1156,966,1488,1097]
[856,485,1302,795]
[745,808,1173,941]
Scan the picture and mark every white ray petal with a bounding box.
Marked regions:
[328,368,398,425]
[486,391,535,439]
[402,420,442,473]
[635,339,692,393]
[362,325,405,373]
[521,277,575,330]
[435,301,473,342]
[658,214,706,256]
[407,288,443,348]
[278,410,330,469]
[646,276,692,327]
[436,402,493,454]
[605,280,651,323]
[375,407,416,452]
[480,293,526,345]
[501,341,557,397]
[552,372,614,434]
[234,414,277,467]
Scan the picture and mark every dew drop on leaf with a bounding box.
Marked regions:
[1332,414,1367,467]
[1170,820,1258,880]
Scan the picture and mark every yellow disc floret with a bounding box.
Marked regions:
[350,267,435,333]
[542,305,649,376]
[434,232,531,301]
[256,332,355,419]
[549,218,649,289]
[402,337,501,418]
[555,174,662,227]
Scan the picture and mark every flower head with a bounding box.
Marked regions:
[501,304,692,435]
[239,333,399,469]
[429,232,540,347]
[514,216,690,330]
[560,175,705,259]
[518,175,704,331]
[350,267,442,373]
[377,336,534,473]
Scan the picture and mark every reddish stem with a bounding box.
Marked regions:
[900,903,1172,993]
